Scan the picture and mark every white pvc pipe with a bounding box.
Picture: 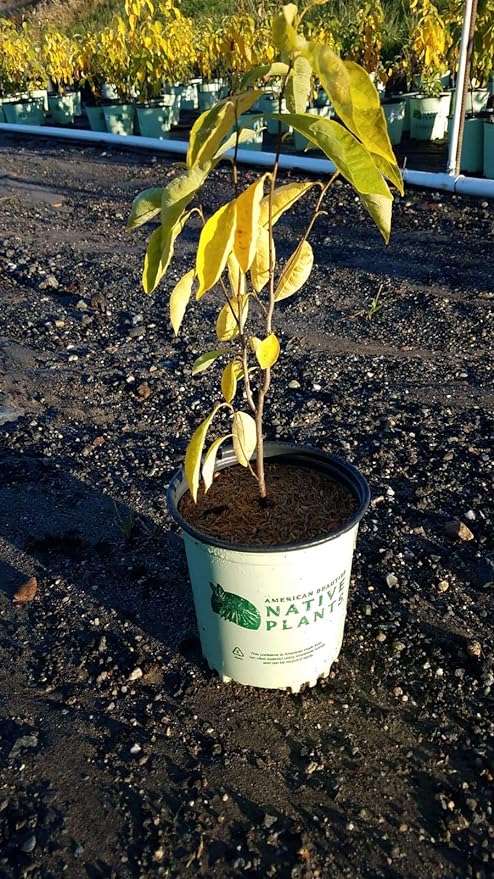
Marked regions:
[447,0,475,175]
[1,121,494,198]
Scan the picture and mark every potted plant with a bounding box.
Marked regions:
[41,28,82,125]
[407,0,452,140]
[127,3,403,691]
[0,18,47,125]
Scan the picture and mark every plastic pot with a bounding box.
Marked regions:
[102,103,136,135]
[409,93,452,141]
[30,88,49,111]
[198,82,223,111]
[167,442,370,692]
[85,105,107,132]
[3,99,45,126]
[48,93,78,125]
[136,104,171,138]
[484,120,494,179]
[450,88,490,116]
[447,116,484,174]
[382,99,406,145]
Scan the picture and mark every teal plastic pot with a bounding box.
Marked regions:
[447,116,484,174]
[136,104,171,138]
[198,82,222,111]
[3,99,45,126]
[259,93,291,135]
[159,93,180,126]
[102,103,136,135]
[180,81,199,110]
[167,442,370,692]
[484,121,494,179]
[30,88,48,111]
[293,107,319,151]
[48,93,77,125]
[382,99,406,145]
[409,94,451,141]
[85,105,107,132]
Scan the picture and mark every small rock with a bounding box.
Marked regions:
[386,573,398,587]
[154,848,165,862]
[437,580,449,592]
[0,405,24,426]
[376,632,387,643]
[263,813,277,829]
[128,667,143,681]
[465,510,476,521]
[466,640,482,659]
[392,641,406,653]
[288,379,301,389]
[444,519,474,541]
[130,743,142,754]
[39,274,59,290]
[136,382,151,400]
[21,834,37,853]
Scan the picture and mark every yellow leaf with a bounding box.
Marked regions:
[275,240,314,301]
[202,435,230,492]
[251,334,280,369]
[285,54,312,114]
[232,411,257,467]
[191,348,229,375]
[216,295,248,341]
[227,253,246,297]
[259,182,317,228]
[221,360,244,403]
[184,405,222,502]
[233,175,267,273]
[250,227,274,293]
[196,200,237,299]
[169,269,195,335]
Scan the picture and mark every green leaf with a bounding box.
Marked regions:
[142,210,193,294]
[272,4,304,53]
[127,187,163,230]
[202,435,230,493]
[184,405,222,502]
[212,127,265,160]
[303,45,402,194]
[232,411,257,467]
[196,200,237,299]
[170,269,195,335]
[191,348,229,376]
[240,62,290,88]
[275,240,313,301]
[187,91,263,170]
[250,334,281,369]
[285,55,312,114]
[160,164,209,242]
[279,114,393,241]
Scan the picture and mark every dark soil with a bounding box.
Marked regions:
[0,131,493,879]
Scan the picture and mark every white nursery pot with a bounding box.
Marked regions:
[167,443,370,692]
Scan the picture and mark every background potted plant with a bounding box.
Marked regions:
[128,3,403,691]
[407,0,452,140]
[41,27,81,124]
[0,18,47,125]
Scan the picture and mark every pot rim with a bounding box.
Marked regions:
[166,442,370,554]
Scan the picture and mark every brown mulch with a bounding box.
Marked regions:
[178,462,358,546]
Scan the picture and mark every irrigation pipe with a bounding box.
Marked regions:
[1,122,494,199]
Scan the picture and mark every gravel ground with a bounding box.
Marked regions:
[0,132,493,879]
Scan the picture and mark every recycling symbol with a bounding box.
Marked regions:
[232,647,244,659]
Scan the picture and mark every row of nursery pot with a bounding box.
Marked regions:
[381,87,492,146]
[0,90,82,125]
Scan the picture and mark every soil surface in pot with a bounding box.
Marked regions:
[179,462,358,545]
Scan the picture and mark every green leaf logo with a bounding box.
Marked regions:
[210,582,261,631]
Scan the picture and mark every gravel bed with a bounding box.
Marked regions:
[0,132,493,879]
